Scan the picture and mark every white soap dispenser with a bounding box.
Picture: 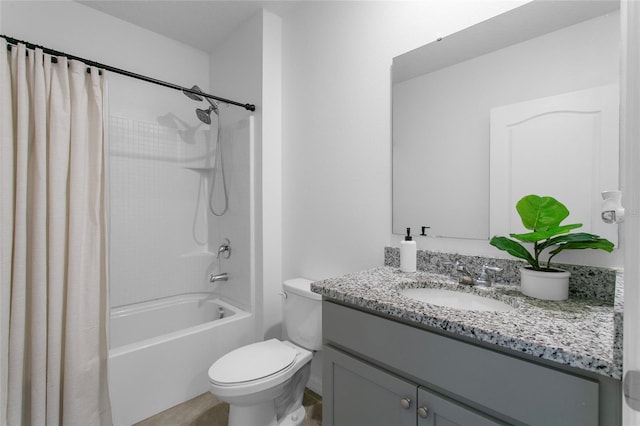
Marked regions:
[400,227,417,272]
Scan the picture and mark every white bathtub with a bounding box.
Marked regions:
[108,293,253,426]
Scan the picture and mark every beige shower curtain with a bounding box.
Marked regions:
[0,40,112,425]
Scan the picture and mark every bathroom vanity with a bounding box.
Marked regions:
[312,267,622,426]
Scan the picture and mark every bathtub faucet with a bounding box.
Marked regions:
[209,272,229,283]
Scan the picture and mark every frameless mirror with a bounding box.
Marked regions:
[392,0,620,240]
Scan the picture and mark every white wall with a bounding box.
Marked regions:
[281,1,530,282]
[209,10,283,340]
[1,1,216,307]
[260,11,284,340]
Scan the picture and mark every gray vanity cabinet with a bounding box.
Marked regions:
[325,344,504,425]
[322,300,618,426]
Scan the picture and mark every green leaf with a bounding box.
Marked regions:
[538,232,603,251]
[516,195,570,231]
[510,223,582,243]
[490,236,537,268]
[548,238,615,257]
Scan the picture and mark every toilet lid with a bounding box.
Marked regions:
[209,339,297,384]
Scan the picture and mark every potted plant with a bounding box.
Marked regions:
[490,194,614,300]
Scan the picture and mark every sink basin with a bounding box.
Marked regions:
[399,288,515,312]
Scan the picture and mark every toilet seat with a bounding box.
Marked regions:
[209,339,297,385]
[208,340,312,400]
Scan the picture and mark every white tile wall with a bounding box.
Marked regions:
[108,116,218,307]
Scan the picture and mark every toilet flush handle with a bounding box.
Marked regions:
[279,291,287,299]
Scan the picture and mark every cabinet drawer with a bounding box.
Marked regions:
[323,301,599,426]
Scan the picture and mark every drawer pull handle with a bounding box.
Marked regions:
[417,406,429,418]
[400,398,411,409]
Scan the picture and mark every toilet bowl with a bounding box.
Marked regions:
[207,278,321,426]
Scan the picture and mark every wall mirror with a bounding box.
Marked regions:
[392,0,620,241]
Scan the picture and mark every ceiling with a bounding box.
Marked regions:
[77,1,297,53]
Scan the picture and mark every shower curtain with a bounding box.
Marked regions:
[0,40,112,425]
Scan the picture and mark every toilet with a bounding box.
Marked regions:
[208,278,322,426]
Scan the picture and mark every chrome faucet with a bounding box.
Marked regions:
[209,272,229,283]
[475,265,503,287]
[450,262,502,287]
[217,238,231,259]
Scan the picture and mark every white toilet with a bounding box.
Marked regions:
[208,278,322,426]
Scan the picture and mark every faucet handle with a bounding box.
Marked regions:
[453,261,470,276]
[476,265,502,287]
[456,263,476,285]
[217,238,231,259]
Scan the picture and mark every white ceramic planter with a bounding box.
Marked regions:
[519,267,570,301]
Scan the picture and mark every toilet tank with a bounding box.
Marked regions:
[283,278,322,351]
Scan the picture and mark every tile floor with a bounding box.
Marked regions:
[135,388,322,426]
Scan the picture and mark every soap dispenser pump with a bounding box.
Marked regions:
[400,227,417,273]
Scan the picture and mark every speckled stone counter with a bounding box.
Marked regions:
[385,247,619,303]
[311,266,623,380]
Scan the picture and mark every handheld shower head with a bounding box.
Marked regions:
[196,107,213,125]
[183,85,204,102]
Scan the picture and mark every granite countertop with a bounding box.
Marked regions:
[311,266,623,380]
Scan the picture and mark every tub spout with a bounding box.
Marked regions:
[209,272,229,283]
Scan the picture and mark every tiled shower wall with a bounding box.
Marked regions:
[108,115,217,307]
[108,112,254,310]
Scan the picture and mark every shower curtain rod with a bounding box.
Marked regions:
[1,34,256,112]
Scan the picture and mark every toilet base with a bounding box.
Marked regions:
[209,340,313,426]
[228,402,305,426]
[278,405,306,426]
[228,400,277,426]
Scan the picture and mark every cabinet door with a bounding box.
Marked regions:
[417,387,504,426]
[324,346,416,426]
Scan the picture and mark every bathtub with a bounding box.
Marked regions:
[108,293,253,426]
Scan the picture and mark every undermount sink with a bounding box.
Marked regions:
[399,288,515,312]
